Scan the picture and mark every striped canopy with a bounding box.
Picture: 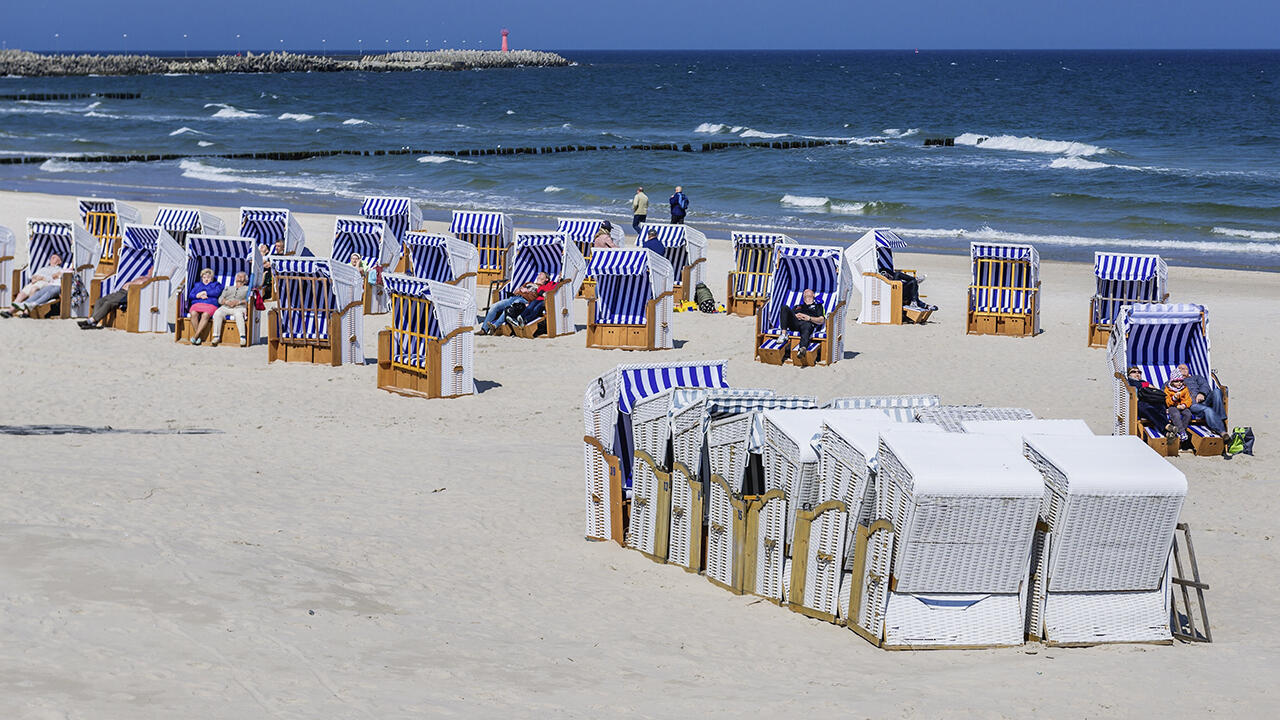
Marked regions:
[587,248,673,325]
[450,210,510,237]
[268,257,361,342]
[826,393,939,423]
[360,196,421,243]
[558,217,624,260]
[501,232,585,299]
[635,222,707,281]
[732,231,793,248]
[154,207,225,237]
[23,219,98,285]
[619,363,728,415]
[1109,303,1212,390]
[181,235,262,313]
[101,225,183,296]
[402,231,478,284]
[78,198,141,225]
[240,207,305,254]
[761,244,847,336]
[672,387,818,453]
[970,241,1040,313]
[1094,252,1163,282]
[331,216,400,269]
[848,228,907,276]
[1092,252,1168,327]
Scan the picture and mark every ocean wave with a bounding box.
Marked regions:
[781,194,882,215]
[695,123,742,134]
[39,158,111,173]
[882,128,919,138]
[781,194,830,208]
[278,113,314,122]
[83,111,122,118]
[177,158,362,197]
[543,185,565,193]
[417,155,478,165]
[342,118,370,125]
[168,126,206,136]
[1212,227,1280,241]
[741,128,789,139]
[204,103,265,119]
[1049,156,1111,170]
[506,110,515,115]
[197,140,214,147]
[955,132,1108,157]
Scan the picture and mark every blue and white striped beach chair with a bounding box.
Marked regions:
[0,225,14,308]
[78,197,141,275]
[755,243,852,366]
[14,218,100,319]
[848,229,929,325]
[585,247,675,350]
[726,231,793,317]
[331,216,402,315]
[376,273,477,399]
[635,222,707,304]
[496,232,586,338]
[824,394,940,422]
[557,217,624,299]
[450,210,512,288]
[401,231,479,296]
[360,196,422,267]
[90,225,185,333]
[967,241,1040,336]
[1107,302,1227,456]
[240,207,306,255]
[582,361,730,544]
[175,235,263,346]
[1089,252,1168,348]
[266,256,364,365]
[153,206,225,248]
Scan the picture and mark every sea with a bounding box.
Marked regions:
[2,50,1278,270]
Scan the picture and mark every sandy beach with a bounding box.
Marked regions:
[1,189,1277,718]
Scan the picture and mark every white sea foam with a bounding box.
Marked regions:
[169,126,206,136]
[830,201,871,215]
[197,140,214,147]
[205,103,265,119]
[694,123,743,134]
[781,194,830,209]
[177,159,362,197]
[84,101,101,110]
[1049,156,1111,170]
[741,129,789,139]
[39,158,110,173]
[955,132,1108,157]
[278,113,314,122]
[83,111,121,118]
[543,185,565,193]
[417,155,478,165]
[1212,227,1280,241]
[882,128,919,138]
[342,118,370,125]
[781,195,879,215]
[506,110,515,115]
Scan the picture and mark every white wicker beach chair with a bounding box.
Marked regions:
[360,196,422,256]
[847,229,931,325]
[585,248,675,350]
[967,241,1040,337]
[90,225,186,333]
[636,221,707,304]
[154,206,225,247]
[401,231,480,296]
[240,207,306,255]
[0,225,15,308]
[1108,303,1227,457]
[726,231,794,317]
[14,218,101,319]
[1022,434,1186,645]
[1089,252,1168,348]
[496,232,586,338]
[754,243,853,366]
[376,273,476,399]
[266,256,364,365]
[916,405,1037,432]
[558,217,624,299]
[849,430,1042,649]
[331,216,401,314]
[582,361,729,545]
[78,197,141,275]
[451,210,512,288]
[175,235,263,346]
[824,394,940,423]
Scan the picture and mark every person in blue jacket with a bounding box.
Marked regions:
[186,267,225,345]
[669,186,689,224]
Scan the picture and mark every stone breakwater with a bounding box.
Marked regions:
[0,49,572,76]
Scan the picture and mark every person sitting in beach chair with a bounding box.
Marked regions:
[1126,367,1169,433]
[186,268,224,346]
[8,253,66,316]
[210,272,251,346]
[478,272,544,334]
[515,274,562,328]
[779,288,825,362]
[1177,363,1227,436]
[594,222,618,250]
[1164,374,1194,441]
[78,274,158,330]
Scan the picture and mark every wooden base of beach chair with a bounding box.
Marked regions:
[375,328,470,399]
[1142,425,1180,457]
[577,279,596,301]
[725,296,764,317]
[20,273,74,320]
[266,310,342,365]
[967,312,1035,337]
[587,322,658,350]
[1087,321,1111,348]
[1188,426,1225,456]
[512,319,542,339]
[174,315,253,347]
[756,336,821,367]
[477,268,504,290]
[903,307,933,324]
[757,339,788,366]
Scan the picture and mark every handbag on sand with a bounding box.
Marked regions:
[1226,427,1254,457]
[252,288,266,311]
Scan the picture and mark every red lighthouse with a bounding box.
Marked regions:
[501,29,509,52]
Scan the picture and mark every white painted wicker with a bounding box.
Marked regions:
[916,405,1036,432]
[627,389,676,556]
[796,503,849,618]
[961,418,1094,437]
[752,493,789,601]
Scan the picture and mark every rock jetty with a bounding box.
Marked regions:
[0,49,572,77]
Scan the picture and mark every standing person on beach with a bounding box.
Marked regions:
[631,187,649,234]
[669,186,689,224]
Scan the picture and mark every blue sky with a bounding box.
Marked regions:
[4,0,1278,51]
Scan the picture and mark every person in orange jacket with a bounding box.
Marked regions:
[1164,374,1194,440]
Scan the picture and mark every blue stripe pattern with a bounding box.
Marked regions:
[384,274,442,366]
[360,196,418,243]
[23,221,75,284]
[240,208,303,254]
[970,242,1040,313]
[502,233,565,298]
[557,218,606,258]
[1121,303,1213,389]
[79,198,119,260]
[618,364,728,415]
[636,222,689,279]
[332,217,388,266]
[588,248,652,325]
[875,230,907,273]
[101,225,161,295]
[402,232,456,283]
[1093,252,1166,325]
[271,258,337,341]
[760,245,842,337]
[181,236,254,314]
[450,210,509,270]
[731,231,789,297]
[154,208,200,232]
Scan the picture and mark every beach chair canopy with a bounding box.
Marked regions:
[587,248,673,325]
[240,207,305,254]
[267,257,361,341]
[78,198,141,259]
[101,225,185,296]
[824,394,939,422]
[501,232,586,299]
[635,222,706,280]
[153,207,226,240]
[402,231,478,283]
[672,387,818,455]
[848,228,908,276]
[1093,252,1168,326]
[332,216,400,269]
[1108,302,1213,390]
[961,418,1094,437]
[450,210,511,269]
[730,231,794,298]
[558,217,624,251]
[383,273,477,368]
[182,235,263,313]
[915,405,1037,433]
[818,416,945,511]
[23,219,98,284]
[970,241,1040,313]
[760,244,850,337]
[763,409,904,467]
[360,196,421,243]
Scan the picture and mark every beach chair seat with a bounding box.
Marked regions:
[451,210,512,288]
[497,232,586,339]
[14,219,101,319]
[726,231,793,317]
[754,244,852,366]
[90,225,186,333]
[558,218,623,300]
[174,235,263,346]
[376,274,476,399]
[0,225,16,308]
[848,229,930,325]
[266,257,364,365]
[967,241,1040,337]
[1022,435,1186,645]
[79,198,141,276]
[154,207,225,248]
[586,248,675,351]
[636,222,707,304]
[1089,252,1168,348]
[239,207,306,255]
[360,196,421,272]
[330,216,401,315]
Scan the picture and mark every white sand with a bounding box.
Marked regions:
[1,190,1277,717]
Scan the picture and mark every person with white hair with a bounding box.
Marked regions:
[210,271,252,346]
